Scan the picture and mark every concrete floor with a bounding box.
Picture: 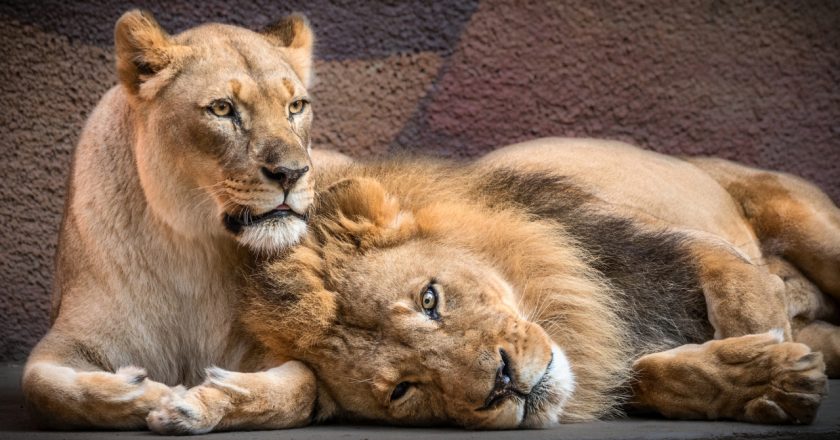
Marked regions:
[1,363,838,440]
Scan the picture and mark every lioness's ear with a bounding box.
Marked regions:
[262,14,315,87]
[115,10,187,96]
[316,177,416,248]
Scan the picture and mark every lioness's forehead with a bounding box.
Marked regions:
[175,23,301,82]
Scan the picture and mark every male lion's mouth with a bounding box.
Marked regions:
[223,204,308,234]
[477,352,556,416]
[521,353,556,422]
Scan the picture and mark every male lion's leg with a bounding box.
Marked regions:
[689,157,840,298]
[688,238,791,339]
[794,321,840,377]
[23,333,179,429]
[767,257,840,376]
[631,331,827,424]
[146,361,316,434]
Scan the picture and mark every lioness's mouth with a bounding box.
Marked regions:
[223,204,308,234]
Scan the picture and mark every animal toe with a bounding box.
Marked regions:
[146,397,207,435]
[745,345,828,424]
[115,366,148,385]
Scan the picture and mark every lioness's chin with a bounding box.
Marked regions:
[519,344,575,429]
[235,217,308,253]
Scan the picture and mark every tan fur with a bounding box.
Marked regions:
[174,138,836,432]
[478,138,765,261]
[22,10,350,430]
[688,157,840,297]
[632,331,825,424]
[147,362,316,433]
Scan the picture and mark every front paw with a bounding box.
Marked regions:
[703,330,827,424]
[737,334,828,424]
[633,330,828,424]
[145,366,265,434]
[147,393,217,435]
[147,362,317,434]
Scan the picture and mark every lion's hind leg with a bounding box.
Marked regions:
[795,321,840,378]
[631,331,827,424]
[689,157,840,299]
[769,257,840,377]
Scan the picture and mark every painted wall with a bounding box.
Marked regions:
[1,0,838,361]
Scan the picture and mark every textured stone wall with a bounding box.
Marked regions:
[1,0,838,361]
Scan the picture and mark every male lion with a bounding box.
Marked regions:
[148,138,837,433]
[23,10,349,429]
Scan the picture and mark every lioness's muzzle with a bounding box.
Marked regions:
[223,206,308,234]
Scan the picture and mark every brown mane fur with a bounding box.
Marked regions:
[244,159,634,421]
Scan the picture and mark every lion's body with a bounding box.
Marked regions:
[51,86,257,384]
[479,139,761,258]
[226,138,837,430]
[22,11,351,430]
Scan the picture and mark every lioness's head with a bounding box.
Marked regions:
[245,177,575,428]
[115,10,316,251]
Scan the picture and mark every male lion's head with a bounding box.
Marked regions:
[115,10,316,251]
[245,177,576,428]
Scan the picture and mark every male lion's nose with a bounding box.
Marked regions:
[262,165,309,190]
[481,349,521,410]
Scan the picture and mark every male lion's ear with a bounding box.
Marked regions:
[320,178,398,226]
[262,14,315,87]
[115,10,188,96]
[316,177,416,248]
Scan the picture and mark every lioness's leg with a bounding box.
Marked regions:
[631,331,827,424]
[688,238,790,338]
[146,361,316,434]
[23,332,179,429]
[689,157,840,298]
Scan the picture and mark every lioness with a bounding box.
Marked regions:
[23,10,349,429]
[148,138,837,432]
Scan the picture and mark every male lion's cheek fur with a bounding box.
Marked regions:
[520,344,576,429]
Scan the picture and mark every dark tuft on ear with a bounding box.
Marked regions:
[262,13,314,49]
[114,9,183,95]
[261,13,315,87]
[314,177,416,250]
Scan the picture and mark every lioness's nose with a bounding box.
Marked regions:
[262,165,309,190]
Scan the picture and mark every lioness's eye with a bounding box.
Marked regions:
[208,100,233,117]
[391,382,412,401]
[288,99,306,115]
[421,283,440,320]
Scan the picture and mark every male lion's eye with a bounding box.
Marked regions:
[422,288,436,310]
[288,99,306,115]
[421,283,440,320]
[208,100,233,117]
[391,382,412,401]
